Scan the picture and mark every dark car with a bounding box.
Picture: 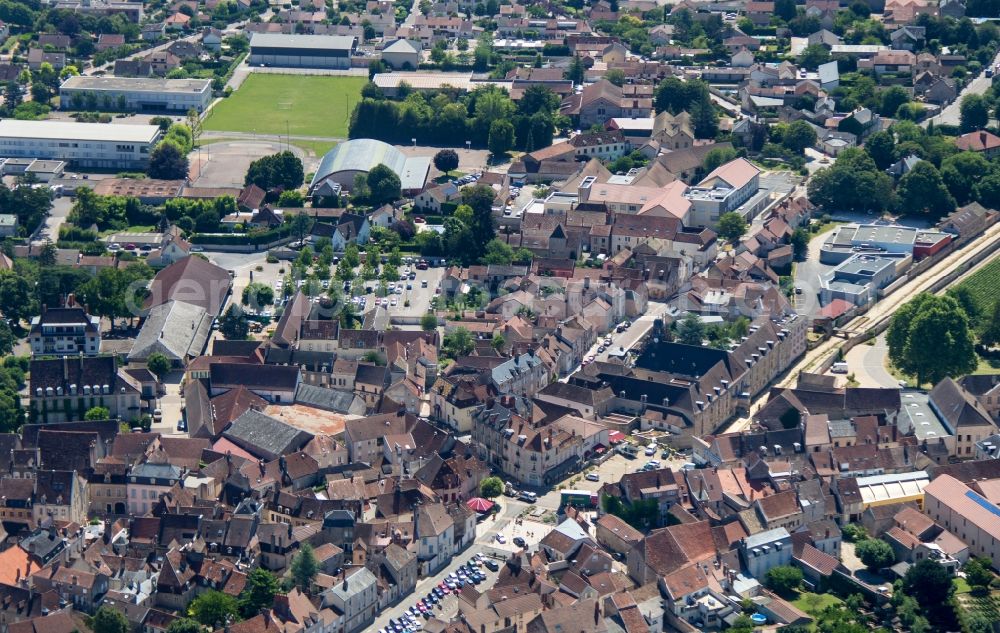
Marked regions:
[513,536,526,548]
[483,559,499,572]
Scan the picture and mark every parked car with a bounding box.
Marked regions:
[585,472,599,482]
[495,534,506,544]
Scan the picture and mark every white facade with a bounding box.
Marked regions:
[60,76,213,113]
[0,120,161,169]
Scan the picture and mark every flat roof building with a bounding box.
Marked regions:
[819,254,899,307]
[249,33,357,69]
[820,223,950,263]
[60,76,213,113]
[0,120,161,169]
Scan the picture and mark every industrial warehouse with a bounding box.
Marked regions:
[248,33,357,69]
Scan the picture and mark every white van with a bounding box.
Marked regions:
[831,362,849,374]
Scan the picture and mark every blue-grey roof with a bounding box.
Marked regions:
[223,409,313,460]
[326,567,377,601]
[250,33,356,51]
[818,61,839,85]
[491,353,544,386]
[309,139,429,192]
[295,383,366,415]
[129,300,212,362]
[554,517,590,542]
[743,527,790,549]
[131,462,183,481]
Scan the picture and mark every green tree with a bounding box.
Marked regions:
[277,190,304,208]
[238,568,279,618]
[84,406,110,420]
[702,146,738,173]
[488,119,515,157]
[902,559,954,624]
[856,538,895,571]
[420,312,438,331]
[717,211,748,242]
[78,264,152,330]
[0,271,35,324]
[945,285,982,328]
[790,227,809,260]
[764,565,803,598]
[565,55,585,84]
[166,618,202,633]
[433,149,459,173]
[0,320,15,355]
[775,0,796,19]
[482,238,514,265]
[148,141,189,179]
[864,130,896,170]
[982,299,1000,347]
[797,44,830,70]
[242,282,276,308]
[480,476,503,498]
[896,161,956,216]
[887,293,977,386]
[443,327,475,358]
[290,543,318,592]
[676,313,705,346]
[781,120,818,154]
[288,213,313,242]
[808,148,894,213]
[940,151,990,205]
[604,68,626,86]
[367,164,402,206]
[964,557,994,588]
[879,85,910,117]
[245,151,304,190]
[146,352,171,381]
[219,305,249,340]
[960,94,990,132]
[189,590,239,627]
[92,606,130,633]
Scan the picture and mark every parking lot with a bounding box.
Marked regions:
[372,550,502,633]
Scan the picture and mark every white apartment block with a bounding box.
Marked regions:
[0,120,161,169]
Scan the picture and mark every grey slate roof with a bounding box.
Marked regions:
[129,300,212,362]
[294,383,366,415]
[223,409,313,460]
[491,352,543,386]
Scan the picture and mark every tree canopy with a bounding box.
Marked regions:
[887,293,977,386]
[245,151,304,190]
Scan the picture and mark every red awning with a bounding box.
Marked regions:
[608,431,626,443]
[466,497,495,513]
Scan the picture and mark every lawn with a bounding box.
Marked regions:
[791,591,843,616]
[203,74,366,138]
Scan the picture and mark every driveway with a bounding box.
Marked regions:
[31,196,72,246]
[148,369,185,436]
[829,333,899,389]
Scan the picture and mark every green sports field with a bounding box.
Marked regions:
[203,73,366,138]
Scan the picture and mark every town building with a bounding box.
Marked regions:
[0,120,161,169]
[28,304,101,356]
[59,77,214,113]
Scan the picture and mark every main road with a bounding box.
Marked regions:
[923,49,1000,127]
